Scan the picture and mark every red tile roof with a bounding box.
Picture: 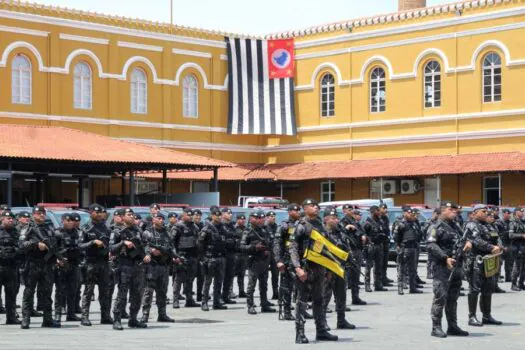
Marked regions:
[0,124,232,169]
[144,152,525,181]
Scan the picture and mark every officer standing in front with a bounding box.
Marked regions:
[193,209,205,302]
[0,211,21,324]
[363,206,388,292]
[265,211,280,301]
[220,208,238,305]
[509,207,525,291]
[427,201,470,338]
[241,210,276,315]
[379,204,394,287]
[19,206,62,329]
[110,208,147,330]
[79,204,113,326]
[290,199,337,344]
[495,208,512,283]
[233,214,247,298]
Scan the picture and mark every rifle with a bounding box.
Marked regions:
[345,256,366,278]
[448,230,469,283]
[278,266,297,320]
[125,236,144,259]
[32,225,63,263]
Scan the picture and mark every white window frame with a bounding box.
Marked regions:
[424,60,441,108]
[320,180,335,202]
[131,68,147,114]
[73,61,92,110]
[482,52,502,103]
[483,176,500,205]
[182,74,199,118]
[320,73,335,118]
[11,54,32,105]
[370,67,386,113]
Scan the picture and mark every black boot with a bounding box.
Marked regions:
[128,318,147,328]
[272,288,279,300]
[121,310,130,319]
[398,283,404,295]
[467,294,483,327]
[185,298,200,308]
[140,312,149,324]
[113,314,123,331]
[494,285,506,293]
[66,313,81,322]
[100,313,113,325]
[157,313,175,323]
[81,316,92,326]
[6,317,21,325]
[283,309,295,321]
[295,324,309,344]
[447,325,469,336]
[20,313,30,329]
[42,317,61,328]
[337,313,356,329]
[481,295,502,325]
[261,305,276,313]
[365,283,372,293]
[352,298,367,305]
[30,309,42,317]
[431,319,447,338]
[316,330,338,341]
[201,298,210,312]
[172,299,180,309]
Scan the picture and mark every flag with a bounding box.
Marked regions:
[226,37,297,136]
[303,229,349,278]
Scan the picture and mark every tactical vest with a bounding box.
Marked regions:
[83,222,110,261]
[176,222,198,251]
[0,226,19,263]
[59,228,82,261]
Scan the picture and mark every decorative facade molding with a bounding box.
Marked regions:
[117,41,163,52]
[172,48,212,59]
[0,24,49,37]
[59,33,109,45]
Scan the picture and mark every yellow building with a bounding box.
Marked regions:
[2,0,525,206]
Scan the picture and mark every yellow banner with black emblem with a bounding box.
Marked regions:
[303,229,349,278]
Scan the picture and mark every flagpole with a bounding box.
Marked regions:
[170,0,173,25]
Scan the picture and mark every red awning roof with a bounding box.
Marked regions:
[0,124,232,169]
[144,152,525,181]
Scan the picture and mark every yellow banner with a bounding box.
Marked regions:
[303,229,349,278]
[310,229,349,261]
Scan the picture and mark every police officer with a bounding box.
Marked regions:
[172,208,200,308]
[486,211,505,293]
[394,206,423,295]
[322,207,355,330]
[379,203,394,287]
[140,203,161,232]
[193,209,205,302]
[198,207,227,311]
[110,208,147,330]
[79,204,113,326]
[140,212,175,323]
[241,210,276,315]
[166,212,178,231]
[463,204,503,327]
[19,206,62,329]
[274,204,300,321]
[423,209,440,279]
[0,211,21,324]
[363,206,388,292]
[108,209,126,319]
[509,207,525,291]
[290,199,337,344]
[339,207,367,305]
[233,214,247,298]
[54,213,83,324]
[495,208,512,283]
[221,208,237,305]
[265,211,280,300]
[427,201,470,338]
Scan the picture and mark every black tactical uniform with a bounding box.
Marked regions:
[393,209,422,294]
[233,218,247,298]
[322,207,355,330]
[427,203,469,338]
[290,199,337,344]
[110,208,146,330]
[463,206,503,327]
[221,209,238,304]
[273,207,299,321]
[423,213,439,279]
[265,212,280,300]
[509,210,525,291]
[241,210,276,315]
[54,217,83,323]
[197,208,227,311]
[339,209,366,305]
[108,218,125,318]
[193,210,205,302]
[0,212,21,324]
[79,205,112,326]
[379,207,392,286]
[495,211,512,282]
[19,206,62,329]
[172,209,200,308]
[140,213,175,323]
[363,207,388,292]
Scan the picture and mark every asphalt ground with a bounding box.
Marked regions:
[0,260,524,350]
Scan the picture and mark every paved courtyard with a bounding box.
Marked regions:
[1,261,524,350]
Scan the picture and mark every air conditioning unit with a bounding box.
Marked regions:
[400,180,421,194]
[382,180,397,194]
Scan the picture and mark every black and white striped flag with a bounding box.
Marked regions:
[226,37,297,136]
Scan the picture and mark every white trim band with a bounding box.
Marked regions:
[59,33,109,45]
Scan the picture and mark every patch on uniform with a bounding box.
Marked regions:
[288,227,295,235]
[428,228,437,243]
[313,240,324,254]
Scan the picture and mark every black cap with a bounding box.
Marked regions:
[210,208,222,216]
[236,214,246,220]
[323,206,337,217]
[168,212,179,219]
[193,209,202,216]
[114,208,126,216]
[514,207,525,213]
[472,204,487,212]
[150,203,161,210]
[61,212,73,221]
[501,208,511,214]
[250,210,266,219]
[287,203,300,212]
[88,203,104,212]
[0,204,10,211]
[342,204,356,210]
[266,211,276,217]
[379,203,388,209]
[134,213,142,220]
[17,211,30,218]
[441,201,458,209]
[152,212,165,219]
[70,212,81,222]
[33,205,46,214]
[302,198,318,206]
[1,211,15,218]
[221,207,232,214]
[402,205,413,213]
[369,205,379,213]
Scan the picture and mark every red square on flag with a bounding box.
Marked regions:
[268,39,294,79]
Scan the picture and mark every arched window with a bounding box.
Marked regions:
[74,62,92,110]
[320,73,335,117]
[483,52,502,103]
[11,54,31,105]
[370,67,386,113]
[424,61,441,108]
[131,68,147,114]
[183,74,198,118]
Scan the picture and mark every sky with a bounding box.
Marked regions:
[32,0,454,35]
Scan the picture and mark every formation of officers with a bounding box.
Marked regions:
[0,199,523,342]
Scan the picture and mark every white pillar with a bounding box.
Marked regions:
[280,182,284,198]
[238,181,242,197]
[436,176,441,207]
